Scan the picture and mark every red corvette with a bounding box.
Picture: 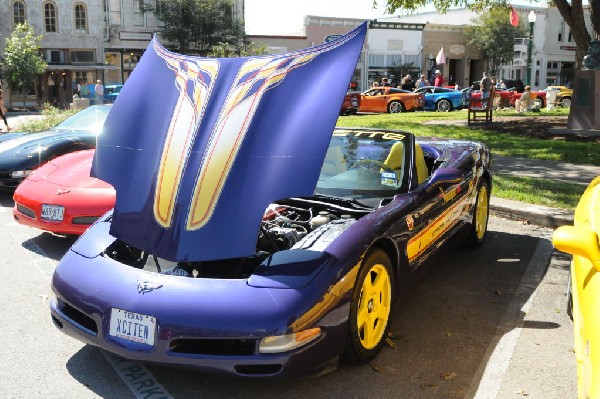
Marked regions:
[13,149,115,235]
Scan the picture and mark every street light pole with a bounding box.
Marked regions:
[527,11,537,86]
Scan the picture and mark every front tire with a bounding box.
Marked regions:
[561,97,572,107]
[388,101,404,113]
[436,99,452,112]
[345,249,394,363]
[466,179,490,248]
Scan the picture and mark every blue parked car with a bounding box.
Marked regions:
[104,84,123,103]
[415,86,465,112]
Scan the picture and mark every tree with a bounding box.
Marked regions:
[208,41,269,58]
[464,7,527,75]
[3,21,47,107]
[155,0,246,55]
[379,0,599,67]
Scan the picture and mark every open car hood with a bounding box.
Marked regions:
[92,23,366,262]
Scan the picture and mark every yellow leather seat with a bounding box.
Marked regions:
[384,142,404,173]
[414,143,429,184]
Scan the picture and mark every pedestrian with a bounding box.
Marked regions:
[381,77,392,87]
[371,81,380,88]
[415,74,430,89]
[400,74,413,91]
[0,90,10,132]
[516,85,534,112]
[434,70,444,87]
[480,72,492,99]
[94,79,104,105]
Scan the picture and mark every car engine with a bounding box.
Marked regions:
[103,196,372,278]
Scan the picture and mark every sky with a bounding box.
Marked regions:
[244,0,545,36]
[244,0,391,35]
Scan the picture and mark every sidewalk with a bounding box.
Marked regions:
[491,155,600,228]
[3,113,44,131]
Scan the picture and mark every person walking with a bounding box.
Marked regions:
[416,74,430,88]
[94,79,104,105]
[0,90,10,132]
[480,72,492,99]
[434,70,444,87]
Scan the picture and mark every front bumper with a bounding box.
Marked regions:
[50,249,350,378]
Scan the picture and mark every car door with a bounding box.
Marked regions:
[423,88,437,110]
[360,89,382,112]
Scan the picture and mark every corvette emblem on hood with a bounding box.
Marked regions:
[56,189,70,195]
[137,281,163,294]
[92,23,367,262]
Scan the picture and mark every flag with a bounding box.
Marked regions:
[510,5,519,27]
[436,47,446,65]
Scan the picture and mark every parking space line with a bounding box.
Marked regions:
[469,237,554,399]
[101,351,175,399]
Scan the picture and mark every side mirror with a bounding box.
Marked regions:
[428,167,463,188]
[553,225,600,272]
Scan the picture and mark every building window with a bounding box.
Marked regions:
[70,50,95,63]
[133,0,145,26]
[558,22,564,42]
[13,1,26,25]
[44,2,58,33]
[74,3,87,32]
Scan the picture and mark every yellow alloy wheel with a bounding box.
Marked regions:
[357,263,392,350]
[475,184,489,240]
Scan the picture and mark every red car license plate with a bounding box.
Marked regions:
[41,204,65,221]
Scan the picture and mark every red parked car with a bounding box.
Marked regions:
[340,91,361,115]
[13,149,115,235]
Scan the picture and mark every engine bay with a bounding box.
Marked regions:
[103,196,374,279]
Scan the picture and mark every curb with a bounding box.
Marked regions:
[490,196,573,229]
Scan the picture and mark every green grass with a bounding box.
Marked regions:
[14,106,590,209]
[493,174,585,209]
[15,106,77,132]
[336,110,598,166]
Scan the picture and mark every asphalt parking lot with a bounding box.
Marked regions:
[0,188,576,399]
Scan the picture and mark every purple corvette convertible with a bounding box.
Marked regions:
[50,24,492,378]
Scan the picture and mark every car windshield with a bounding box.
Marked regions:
[106,87,120,94]
[316,130,410,199]
[53,105,111,134]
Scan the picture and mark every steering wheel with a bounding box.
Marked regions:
[351,159,393,171]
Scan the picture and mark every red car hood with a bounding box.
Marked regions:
[28,149,112,190]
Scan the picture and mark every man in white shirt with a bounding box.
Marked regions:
[95,79,105,105]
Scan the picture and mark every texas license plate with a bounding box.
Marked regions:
[41,204,64,221]
[109,308,156,346]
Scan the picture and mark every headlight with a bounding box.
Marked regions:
[11,170,33,178]
[258,327,322,354]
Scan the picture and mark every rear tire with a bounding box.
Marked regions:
[344,249,394,363]
[436,99,452,112]
[388,101,404,113]
[466,179,490,248]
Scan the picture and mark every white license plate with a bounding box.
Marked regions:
[109,308,156,346]
[41,204,65,221]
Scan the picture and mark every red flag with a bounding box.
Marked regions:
[510,5,519,27]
